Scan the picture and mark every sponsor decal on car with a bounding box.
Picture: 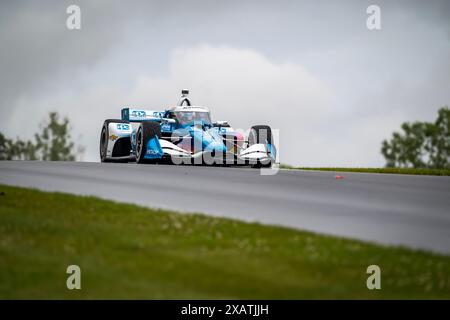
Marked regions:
[116,123,130,130]
[131,110,146,118]
[161,124,172,132]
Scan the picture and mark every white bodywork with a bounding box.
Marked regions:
[106,122,132,158]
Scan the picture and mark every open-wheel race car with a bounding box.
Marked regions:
[99,90,276,167]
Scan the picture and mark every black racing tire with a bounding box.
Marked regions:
[100,119,129,163]
[248,125,273,168]
[135,121,162,164]
[248,125,272,146]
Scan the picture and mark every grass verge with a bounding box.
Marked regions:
[280,165,450,176]
[0,185,449,299]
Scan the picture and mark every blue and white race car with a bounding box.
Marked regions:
[99,90,276,167]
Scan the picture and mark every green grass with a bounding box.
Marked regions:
[0,185,449,299]
[280,165,450,176]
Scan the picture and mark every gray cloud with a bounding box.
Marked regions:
[0,1,127,124]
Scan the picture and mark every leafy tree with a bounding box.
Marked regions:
[381,107,450,169]
[0,112,83,161]
[34,112,76,161]
[0,133,9,160]
[0,133,37,160]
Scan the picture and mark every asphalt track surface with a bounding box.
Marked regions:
[1,161,449,254]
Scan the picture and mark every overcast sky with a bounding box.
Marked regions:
[1,0,449,166]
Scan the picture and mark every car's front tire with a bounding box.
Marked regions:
[135,121,161,164]
[248,125,274,168]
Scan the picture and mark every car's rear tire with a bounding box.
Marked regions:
[248,125,273,168]
[100,119,129,163]
[136,121,161,164]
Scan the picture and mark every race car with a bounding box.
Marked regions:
[99,90,276,167]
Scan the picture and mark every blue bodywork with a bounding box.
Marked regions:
[266,143,276,160]
[145,137,164,159]
[124,106,229,159]
[122,107,274,162]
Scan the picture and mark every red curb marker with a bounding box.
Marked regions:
[335,175,344,180]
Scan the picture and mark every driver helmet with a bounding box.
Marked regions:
[183,112,194,122]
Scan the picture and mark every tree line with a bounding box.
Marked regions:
[381,107,449,169]
[0,112,83,161]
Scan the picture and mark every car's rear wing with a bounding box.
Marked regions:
[121,108,165,122]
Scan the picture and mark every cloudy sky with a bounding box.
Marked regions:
[1,0,449,166]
